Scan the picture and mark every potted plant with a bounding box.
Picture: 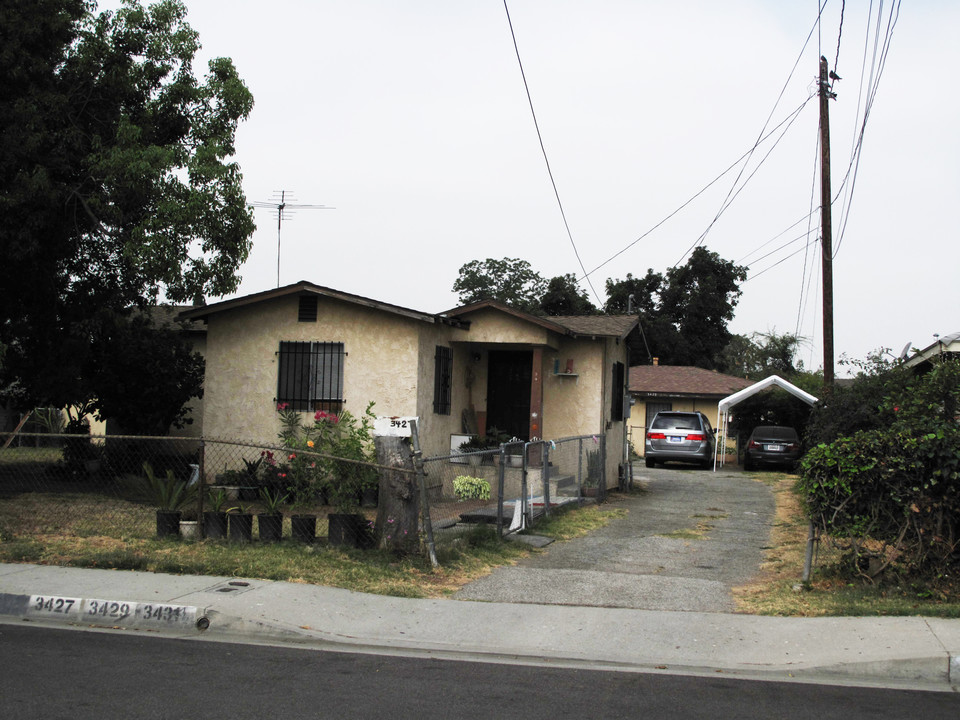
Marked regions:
[239,456,264,500]
[583,449,602,497]
[203,487,229,539]
[179,507,199,538]
[142,462,193,539]
[227,503,254,543]
[257,487,287,542]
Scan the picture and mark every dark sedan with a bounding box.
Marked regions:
[744,425,802,471]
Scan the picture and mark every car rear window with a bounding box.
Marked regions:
[651,414,700,431]
[754,427,798,441]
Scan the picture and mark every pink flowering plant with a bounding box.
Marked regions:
[275,401,378,512]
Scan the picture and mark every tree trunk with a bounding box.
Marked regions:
[374,436,419,554]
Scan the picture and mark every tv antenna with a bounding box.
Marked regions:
[249,190,334,287]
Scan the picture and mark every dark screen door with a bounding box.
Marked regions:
[486,350,532,441]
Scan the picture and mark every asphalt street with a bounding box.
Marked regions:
[4,624,958,719]
[454,464,776,612]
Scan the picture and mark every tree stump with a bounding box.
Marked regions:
[374,436,420,554]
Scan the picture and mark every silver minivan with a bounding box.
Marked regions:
[644,411,715,469]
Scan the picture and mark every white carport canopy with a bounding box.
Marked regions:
[713,375,818,470]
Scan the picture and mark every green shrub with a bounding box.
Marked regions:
[798,357,960,582]
[453,475,491,501]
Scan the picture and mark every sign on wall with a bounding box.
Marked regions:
[374,416,418,437]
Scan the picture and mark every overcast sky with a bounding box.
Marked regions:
[106,1,958,372]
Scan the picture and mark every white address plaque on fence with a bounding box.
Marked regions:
[374,416,418,438]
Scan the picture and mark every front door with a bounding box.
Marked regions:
[486,350,532,441]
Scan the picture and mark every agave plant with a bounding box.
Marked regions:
[259,486,288,515]
[142,462,193,511]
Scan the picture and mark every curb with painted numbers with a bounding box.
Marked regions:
[0,593,208,632]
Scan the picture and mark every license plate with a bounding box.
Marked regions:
[765,444,784,452]
[667,436,684,444]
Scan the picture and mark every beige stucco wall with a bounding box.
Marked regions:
[448,308,560,349]
[541,337,604,441]
[202,295,422,446]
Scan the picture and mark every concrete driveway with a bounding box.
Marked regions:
[453,463,776,613]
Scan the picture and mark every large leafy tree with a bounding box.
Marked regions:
[0,0,254,417]
[452,258,547,314]
[605,247,747,369]
[540,273,597,316]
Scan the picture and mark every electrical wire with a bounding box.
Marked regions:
[502,0,603,307]
[832,0,900,257]
[672,0,831,267]
[583,96,814,282]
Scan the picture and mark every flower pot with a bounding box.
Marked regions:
[156,510,181,539]
[211,485,239,500]
[258,513,283,543]
[290,514,317,544]
[203,511,228,539]
[327,513,373,549]
[179,520,199,539]
[228,513,253,543]
[238,486,259,502]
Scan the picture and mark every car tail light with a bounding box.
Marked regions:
[646,432,666,440]
[686,434,705,442]
[748,440,760,449]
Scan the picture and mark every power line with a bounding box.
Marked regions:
[502,0,602,308]
[583,97,814,283]
[672,0,830,266]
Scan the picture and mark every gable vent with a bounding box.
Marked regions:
[298,296,318,322]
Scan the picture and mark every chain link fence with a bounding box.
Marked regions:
[0,433,388,546]
[420,435,607,547]
[1,431,609,557]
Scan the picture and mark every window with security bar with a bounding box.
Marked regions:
[277,341,344,412]
[433,346,452,415]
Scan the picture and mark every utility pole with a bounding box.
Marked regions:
[818,56,836,393]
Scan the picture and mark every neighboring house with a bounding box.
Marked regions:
[904,331,960,372]
[180,282,640,489]
[628,363,754,455]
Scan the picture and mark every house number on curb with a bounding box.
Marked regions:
[135,603,196,625]
[28,595,83,618]
[27,595,196,627]
[85,599,133,621]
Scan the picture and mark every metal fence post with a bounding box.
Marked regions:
[542,441,551,518]
[802,520,816,583]
[599,434,607,502]
[198,439,206,539]
[496,445,505,538]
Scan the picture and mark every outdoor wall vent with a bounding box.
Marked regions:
[298,295,318,322]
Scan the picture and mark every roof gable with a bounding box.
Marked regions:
[180,281,449,325]
[444,300,637,339]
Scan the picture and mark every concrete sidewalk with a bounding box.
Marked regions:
[1,562,958,692]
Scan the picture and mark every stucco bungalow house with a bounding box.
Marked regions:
[180,282,640,489]
[627,363,754,455]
